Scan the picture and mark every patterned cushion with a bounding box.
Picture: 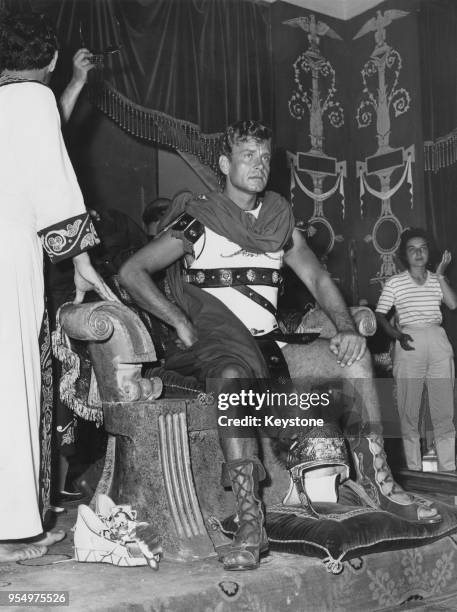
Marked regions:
[222,482,457,574]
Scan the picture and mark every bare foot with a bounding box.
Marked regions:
[29,530,66,547]
[0,543,47,563]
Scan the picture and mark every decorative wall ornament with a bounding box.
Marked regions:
[285,14,344,153]
[354,10,414,287]
[354,10,410,152]
[288,152,345,257]
[284,14,346,259]
[359,151,413,212]
[358,147,415,283]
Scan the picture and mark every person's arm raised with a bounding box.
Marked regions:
[436,250,457,310]
[60,49,94,122]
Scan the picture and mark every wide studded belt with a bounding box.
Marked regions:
[183,267,283,288]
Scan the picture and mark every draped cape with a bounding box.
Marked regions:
[160,191,294,381]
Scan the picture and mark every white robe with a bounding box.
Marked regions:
[0,81,86,539]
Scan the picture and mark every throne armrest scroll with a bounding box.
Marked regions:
[59,301,162,403]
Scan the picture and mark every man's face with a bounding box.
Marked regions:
[405,237,429,268]
[221,137,271,196]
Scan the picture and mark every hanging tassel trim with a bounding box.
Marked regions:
[89,80,223,175]
[424,130,457,172]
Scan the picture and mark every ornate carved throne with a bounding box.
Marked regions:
[54,300,380,560]
[55,299,457,570]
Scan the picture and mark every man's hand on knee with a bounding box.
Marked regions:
[329,331,366,367]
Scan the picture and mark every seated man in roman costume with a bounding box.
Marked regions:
[119,120,440,572]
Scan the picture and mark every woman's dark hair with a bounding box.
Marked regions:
[398,227,436,269]
[0,10,58,72]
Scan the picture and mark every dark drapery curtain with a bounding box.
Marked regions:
[419,0,457,249]
[419,0,457,349]
[420,1,457,152]
[112,0,273,132]
[30,0,273,170]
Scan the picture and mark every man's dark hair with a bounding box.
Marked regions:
[219,120,272,159]
[0,10,58,72]
[398,227,431,269]
[142,198,171,225]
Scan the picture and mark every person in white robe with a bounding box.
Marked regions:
[0,10,115,563]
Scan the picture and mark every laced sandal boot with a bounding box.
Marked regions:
[220,458,269,571]
[349,429,442,524]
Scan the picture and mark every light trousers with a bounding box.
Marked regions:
[393,325,455,472]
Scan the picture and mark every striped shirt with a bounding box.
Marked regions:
[376,270,443,328]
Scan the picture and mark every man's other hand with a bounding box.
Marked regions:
[399,333,415,351]
[175,320,198,349]
[329,331,366,367]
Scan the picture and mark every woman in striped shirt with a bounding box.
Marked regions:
[376,228,457,473]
